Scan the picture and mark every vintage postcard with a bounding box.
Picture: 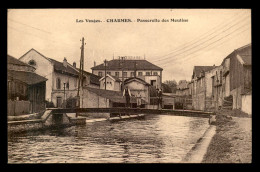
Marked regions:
[7,8,251,163]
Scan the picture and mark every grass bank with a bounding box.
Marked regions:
[202,109,252,163]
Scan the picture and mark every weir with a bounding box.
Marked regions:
[8,110,86,133]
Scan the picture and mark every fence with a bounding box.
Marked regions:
[149,97,176,110]
[8,100,31,116]
[149,96,221,112]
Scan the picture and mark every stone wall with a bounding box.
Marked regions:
[241,94,251,115]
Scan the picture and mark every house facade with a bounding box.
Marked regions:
[99,74,121,91]
[8,55,47,115]
[80,86,144,110]
[123,77,150,105]
[19,49,100,108]
[176,80,190,96]
[191,66,216,111]
[205,65,223,110]
[228,44,252,113]
[91,58,163,89]
[190,43,251,114]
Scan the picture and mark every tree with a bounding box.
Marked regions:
[161,83,172,93]
[163,80,177,93]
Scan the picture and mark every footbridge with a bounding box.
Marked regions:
[8,108,214,133]
[50,107,214,118]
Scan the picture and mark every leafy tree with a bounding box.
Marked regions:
[163,80,177,93]
[161,83,172,93]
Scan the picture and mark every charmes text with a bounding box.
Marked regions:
[106,19,132,22]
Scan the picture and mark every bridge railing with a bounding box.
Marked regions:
[48,107,213,118]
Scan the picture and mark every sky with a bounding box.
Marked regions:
[7,9,251,83]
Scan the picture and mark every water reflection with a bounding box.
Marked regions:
[8,115,209,163]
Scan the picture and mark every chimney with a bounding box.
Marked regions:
[94,61,96,67]
[73,62,76,68]
[63,57,67,68]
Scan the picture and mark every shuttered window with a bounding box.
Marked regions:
[56,78,61,89]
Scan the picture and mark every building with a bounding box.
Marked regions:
[190,43,251,113]
[123,77,150,105]
[19,48,100,108]
[99,74,121,91]
[91,58,163,89]
[80,86,146,112]
[191,66,216,111]
[8,55,47,115]
[228,44,251,114]
[176,80,190,96]
[206,65,224,110]
[175,80,192,109]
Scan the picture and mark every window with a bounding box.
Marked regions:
[18,83,24,95]
[107,72,111,75]
[56,78,61,89]
[138,72,142,76]
[153,72,158,76]
[220,71,222,83]
[146,72,150,76]
[66,82,69,89]
[212,76,215,96]
[74,78,77,87]
[28,59,36,66]
[123,72,127,77]
[98,72,103,77]
[115,72,119,77]
[130,72,135,77]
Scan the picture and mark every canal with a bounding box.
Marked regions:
[8,114,209,163]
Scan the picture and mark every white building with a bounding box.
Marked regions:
[99,74,121,91]
[91,58,163,89]
[124,77,150,104]
[19,48,100,107]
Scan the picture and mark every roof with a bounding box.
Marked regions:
[99,74,121,82]
[193,66,216,78]
[85,87,146,104]
[8,70,47,85]
[91,59,163,71]
[124,77,150,86]
[236,43,251,52]
[162,93,177,98]
[19,49,100,84]
[19,48,52,63]
[81,70,101,85]
[8,55,35,69]
[238,54,251,65]
[221,43,251,65]
[48,58,79,77]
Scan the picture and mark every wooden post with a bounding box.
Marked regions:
[121,57,125,90]
[63,83,66,108]
[76,37,85,117]
[104,59,107,90]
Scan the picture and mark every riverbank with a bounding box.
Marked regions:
[202,109,252,163]
[181,125,216,163]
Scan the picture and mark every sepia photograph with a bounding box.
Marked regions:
[7,8,251,163]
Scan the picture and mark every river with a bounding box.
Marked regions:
[8,114,209,163]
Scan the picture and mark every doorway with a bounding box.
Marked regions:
[150,80,156,86]
[57,97,62,108]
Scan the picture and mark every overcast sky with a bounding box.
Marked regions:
[7,9,251,83]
